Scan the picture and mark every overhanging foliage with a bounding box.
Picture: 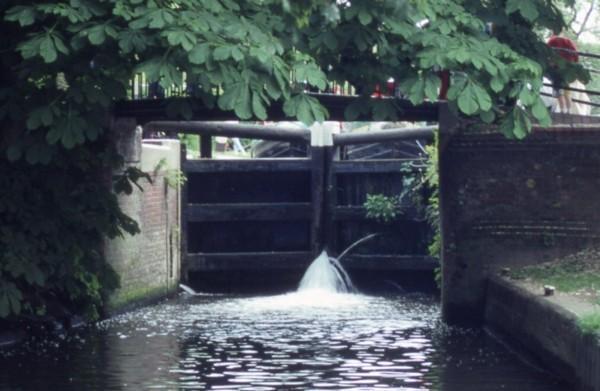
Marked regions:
[0,0,586,320]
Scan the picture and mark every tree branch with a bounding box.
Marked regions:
[576,0,596,38]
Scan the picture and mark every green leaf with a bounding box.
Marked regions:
[6,145,22,161]
[264,78,282,100]
[518,86,536,106]
[480,110,495,124]
[283,94,328,125]
[446,76,467,101]
[372,100,398,121]
[135,58,161,83]
[88,25,106,45]
[531,97,551,127]
[148,9,174,29]
[472,83,492,112]
[501,107,531,139]
[118,30,147,53]
[0,294,9,318]
[506,0,539,22]
[231,47,244,62]
[0,282,22,317]
[273,58,290,96]
[343,98,369,121]
[8,292,21,315]
[499,111,516,139]
[218,80,253,119]
[455,80,491,115]
[50,115,87,149]
[40,35,57,63]
[46,126,60,144]
[158,62,181,89]
[358,9,372,25]
[513,107,531,139]
[490,75,505,93]
[424,74,441,102]
[5,5,36,27]
[252,93,267,120]
[457,83,478,115]
[213,46,231,61]
[399,76,424,106]
[166,30,196,51]
[27,106,54,130]
[52,35,69,55]
[294,63,327,90]
[323,32,338,50]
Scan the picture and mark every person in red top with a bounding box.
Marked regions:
[546,34,578,113]
[547,35,579,62]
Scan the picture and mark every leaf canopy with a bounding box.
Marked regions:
[0,0,587,149]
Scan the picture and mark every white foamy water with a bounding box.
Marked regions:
[298,251,355,293]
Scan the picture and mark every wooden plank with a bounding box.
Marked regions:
[333,205,417,221]
[333,160,410,173]
[342,254,438,271]
[186,251,313,271]
[183,158,310,173]
[186,252,436,272]
[114,95,440,123]
[186,202,312,222]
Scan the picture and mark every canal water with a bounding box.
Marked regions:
[0,292,566,390]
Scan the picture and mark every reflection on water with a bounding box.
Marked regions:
[0,292,566,390]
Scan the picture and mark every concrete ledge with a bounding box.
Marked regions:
[485,275,600,391]
[106,284,178,316]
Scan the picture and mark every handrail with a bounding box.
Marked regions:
[144,121,310,143]
[333,125,436,145]
[552,47,600,60]
[145,121,438,145]
[543,83,600,97]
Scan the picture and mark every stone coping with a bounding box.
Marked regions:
[485,275,600,391]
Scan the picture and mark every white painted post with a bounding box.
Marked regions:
[310,123,334,147]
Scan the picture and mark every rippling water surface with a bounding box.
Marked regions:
[0,292,566,390]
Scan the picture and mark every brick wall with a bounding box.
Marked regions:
[439,123,600,325]
[104,124,181,312]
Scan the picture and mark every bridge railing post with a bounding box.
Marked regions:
[200,135,212,158]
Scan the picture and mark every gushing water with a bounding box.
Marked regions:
[298,234,379,294]
[298,251,355,293]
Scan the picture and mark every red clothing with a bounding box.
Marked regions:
[547,35,578,62]
[438,70,450,100]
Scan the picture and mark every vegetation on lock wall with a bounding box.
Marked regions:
[0,141,141,321]
[0,0,586,321]
[363,134,440,280]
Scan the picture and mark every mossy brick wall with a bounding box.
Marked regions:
[104,119,181,312]
[439,125,600,325]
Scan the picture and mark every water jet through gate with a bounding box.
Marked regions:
[297,233,379,294]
